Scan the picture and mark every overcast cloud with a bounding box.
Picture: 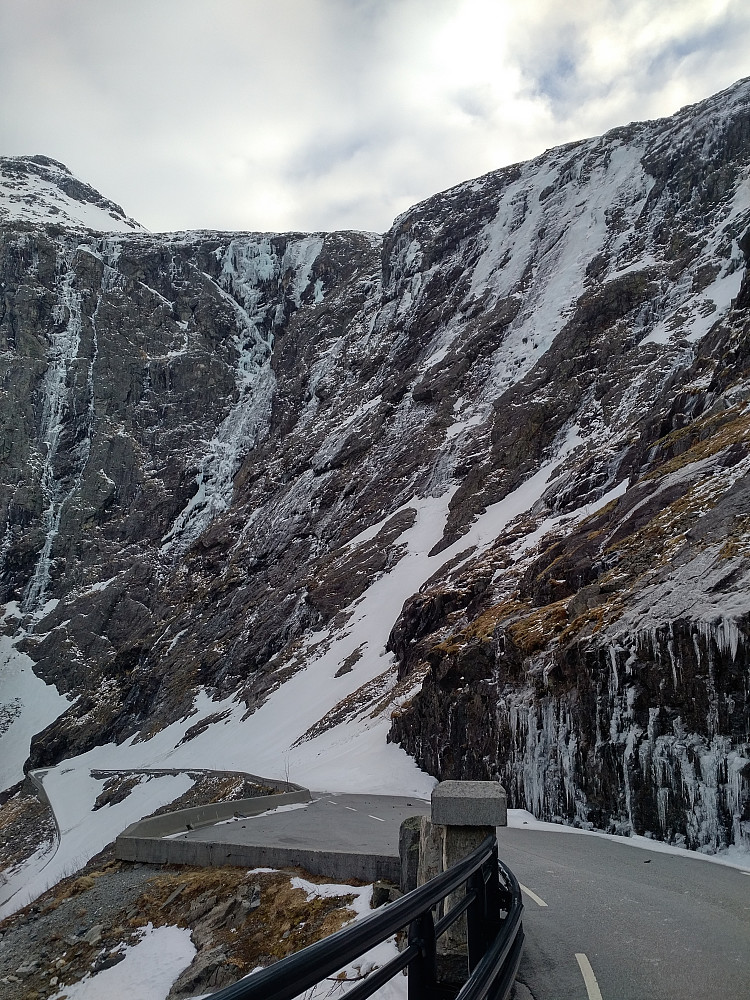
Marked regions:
[1,0,748,234]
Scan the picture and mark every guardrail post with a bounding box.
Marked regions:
[486,842,502,938]
[466,866,488,971]
[431,780,507,988]
[407,910,437,1000]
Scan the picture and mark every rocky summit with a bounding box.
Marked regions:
[1,77,749,855]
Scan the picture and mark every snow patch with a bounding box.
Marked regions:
[507,808,750,871]
[0,158,145,233]
[0,633,70,793]
[49,923,195,1000]
[0,769,194,917]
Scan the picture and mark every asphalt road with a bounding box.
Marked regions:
[499,827,750,1000]
[169,791,750,998]
[175,792,431,855]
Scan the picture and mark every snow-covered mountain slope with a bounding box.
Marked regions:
[0,77,749,859]
[0,155,145,232]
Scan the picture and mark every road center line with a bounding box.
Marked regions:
[575,953,603,1000]
[368,814,385,822]
[345,806,357,812]
[518,882,547,906]
[519,884,548,907]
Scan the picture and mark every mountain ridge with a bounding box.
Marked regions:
[0,75,748,861]
[0,154,146,233]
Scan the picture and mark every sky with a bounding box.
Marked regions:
[1,0,748,235]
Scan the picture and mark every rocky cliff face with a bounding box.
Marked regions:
[389,293,750,850]
[1,78,749,854]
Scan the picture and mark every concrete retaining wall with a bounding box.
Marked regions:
[26,769,53,811]
[116,787,311,841]
[60,766,308,870]
[26,768,61,842]
[116,834,400,883]
[103,768,398,882]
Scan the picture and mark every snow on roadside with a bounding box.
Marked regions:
[291,877,407,1000]
[0,632,70,792]
[0,770,194,918]
[211,800,311,829]
[38,874,407,1000]
[215,878,407,1000]
[49,924,195,1000]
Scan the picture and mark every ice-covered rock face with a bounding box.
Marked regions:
[1,79,749,853]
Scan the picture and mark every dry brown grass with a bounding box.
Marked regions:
[133,866,359,971]
[718,514,750,560]
[645,406,750,480]
[430,600,526,658]
[558,599,622,646]
[504,600,569,656]
[464,600,526,642]
[429,598,569,662]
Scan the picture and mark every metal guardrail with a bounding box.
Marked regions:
[210,834,523,1000]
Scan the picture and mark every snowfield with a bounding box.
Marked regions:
[0,632,70,791]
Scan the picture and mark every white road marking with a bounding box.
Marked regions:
[519,883,548,907]
[576,953,603,1000]
[740,871,750,876]
[345,806,357,812]
[368,814,385,822]
[328,800,338,805]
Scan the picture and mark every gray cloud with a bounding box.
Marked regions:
[1,0,748,234]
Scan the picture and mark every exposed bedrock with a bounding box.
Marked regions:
[390,613,750,851]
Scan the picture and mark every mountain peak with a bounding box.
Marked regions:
[0,155,146,233]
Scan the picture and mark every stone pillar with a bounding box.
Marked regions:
[399,815,422,894]
[417,815,443,888]
[431,780,507,985]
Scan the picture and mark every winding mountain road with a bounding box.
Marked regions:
[174,791,750,998]
[28,772,750,999]
[174,791,430,855]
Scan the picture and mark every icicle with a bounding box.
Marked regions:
[23,264,86,611]
[160,236,323,558]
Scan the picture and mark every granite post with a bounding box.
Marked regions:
[431,780,507,985]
